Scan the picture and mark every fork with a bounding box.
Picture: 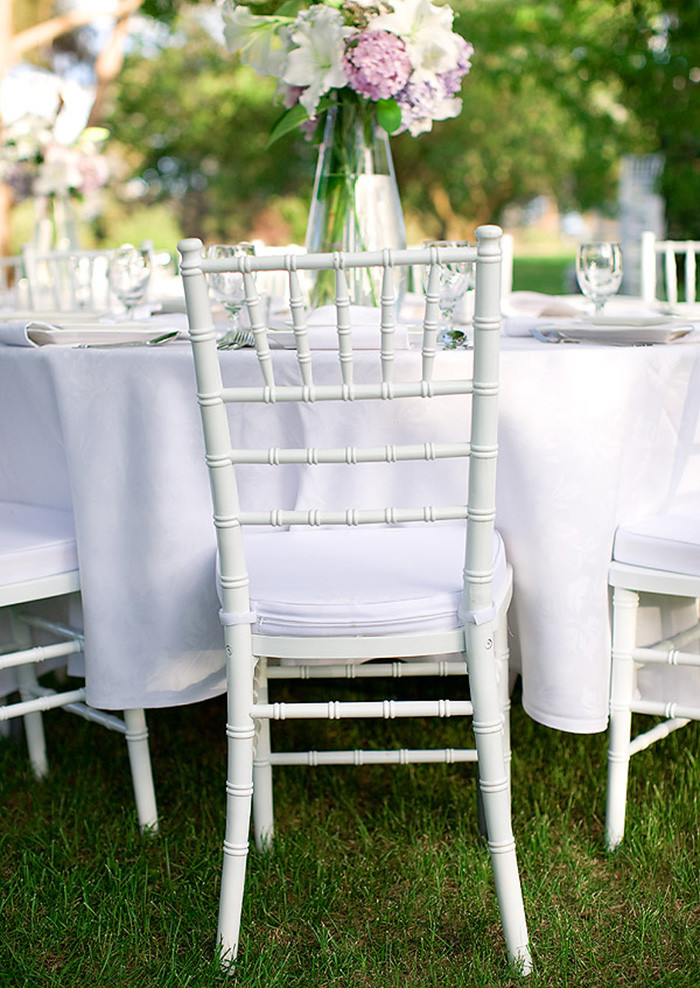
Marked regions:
[217,328,255,350]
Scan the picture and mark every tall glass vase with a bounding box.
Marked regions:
[32,193,80,252]
[305,101,407,308]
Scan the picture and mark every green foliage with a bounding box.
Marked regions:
[105,0,700,243]
[108,12,317,243]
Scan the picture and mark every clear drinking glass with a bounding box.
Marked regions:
[108,245,152,319]
[422,240,474,348]
[575,242,623,316]
[206,243,256,347]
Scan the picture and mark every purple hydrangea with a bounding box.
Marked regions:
[395,78,462,136]
[440,38,475,96]
[343,30,412,101]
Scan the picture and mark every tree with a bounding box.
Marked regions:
[0,0,144,254]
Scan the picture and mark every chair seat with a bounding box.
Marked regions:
[239,524,508,637]
[612,510,700,577]
[0,502,78,586]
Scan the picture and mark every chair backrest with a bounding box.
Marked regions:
[22,246,114,311]
[0,255,29,308]
[640,231,700,305]
[179,226,504,627]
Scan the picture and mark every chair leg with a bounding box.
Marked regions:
[494,612,513,811]
[9,612,49,779]
[605,586,639,850]
[252,659,274,851]
[123,708,158,834]
[15,662,49,778]
[466,622,531,973]
[217,638,255,970]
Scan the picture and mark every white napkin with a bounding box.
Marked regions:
[0,312,189,347]
[302,305,409,349]
[0,320,46,346]
[502,291,584,319]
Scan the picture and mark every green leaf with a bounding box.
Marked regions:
[376,98,402,135]
[267,96,334,146]
[267,103,311,146]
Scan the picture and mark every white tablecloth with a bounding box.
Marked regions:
[1,335,699,732]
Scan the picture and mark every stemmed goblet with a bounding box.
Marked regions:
[576,242,623,316]
[423,240,474,349]
[207,243,256,348]
[108,245,152,319]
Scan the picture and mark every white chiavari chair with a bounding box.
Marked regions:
[640,231,700,308]
[0,501,158,833]
[606,509,700,849]
[0,255,29,308]
[22,246,114,312]
[179,226,530,972]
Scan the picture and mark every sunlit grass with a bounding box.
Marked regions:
[512,255,576,295]
[1,680,698,986]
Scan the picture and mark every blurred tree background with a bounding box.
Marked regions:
[4,0,699,251]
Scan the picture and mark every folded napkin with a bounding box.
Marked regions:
[502,291,585,319]
[0,312,189,347]
[0,320,45,346]
[271,305,410,350]
[500,292,681,338]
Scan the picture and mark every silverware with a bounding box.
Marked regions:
[531,328,570,344]
[217,328,255,350]
[74,331,180,349]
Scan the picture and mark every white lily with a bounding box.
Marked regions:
[371,0,464,82]
[222,3,287,78]
[282,7,355,116]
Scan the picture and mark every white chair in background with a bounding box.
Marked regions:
[500,232,514,300]
[179,227,530,972]
[22,246,115,312]
[0,255,29,308]
[606,509,700,849]
[0,501,158,833]
[640,231,700,306]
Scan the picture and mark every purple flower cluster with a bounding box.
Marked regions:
[393,38,474,136]
[343,30,412,101]
[439,37,475,96]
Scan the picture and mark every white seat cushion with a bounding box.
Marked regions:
[0,502,78,586]
[613,511,700,577]
[235,524,507,637]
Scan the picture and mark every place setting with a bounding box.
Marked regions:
[504,240,697,346]
[0,243,187,348]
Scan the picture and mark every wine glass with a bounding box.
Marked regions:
[576,242,623,316]
[108,245,152,319]
[422,240,474,348]
[206,243,256,347]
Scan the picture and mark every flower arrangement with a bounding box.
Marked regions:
[1,114,110,204]
[222,0,474,141]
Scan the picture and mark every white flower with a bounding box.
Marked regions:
[282,7,355,116]
[371,0,464,83]
[222,3,287,77]
[33,145,83,196]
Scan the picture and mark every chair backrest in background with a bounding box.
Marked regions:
[22,246,114,312]
[0,255,29,308]
[640,230,700,305]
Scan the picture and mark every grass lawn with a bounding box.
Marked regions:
[511,255,576,296]
[2,675,698,987]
